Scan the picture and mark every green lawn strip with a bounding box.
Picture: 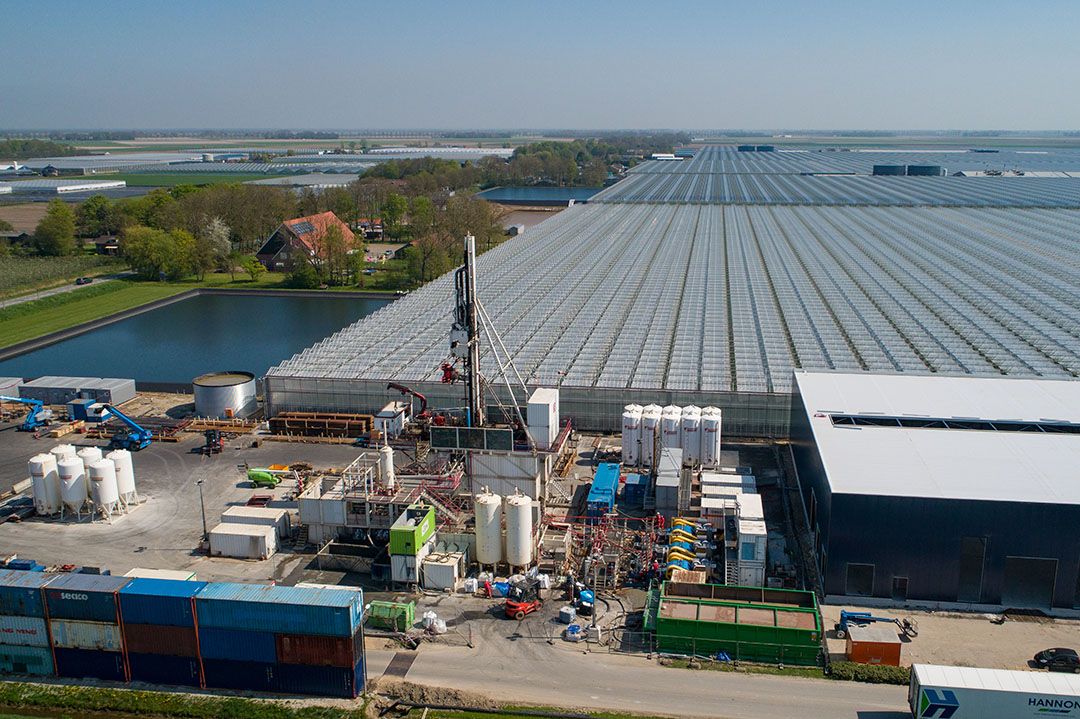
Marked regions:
[0,681,365,719]
[106,173,290,187]
[663,658,823,679]
[423,708,677,719]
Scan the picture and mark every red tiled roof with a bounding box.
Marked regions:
[282,211,356,256]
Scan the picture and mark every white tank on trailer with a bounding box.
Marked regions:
[105,449,137,507]
[680,405,702,465]
[504,491,534,568]
[701,407,723,467]
[640,404,663,466]
[76,446,102,475]
[661,405,682,451]
[57,457,88,519]
[28,453,61,516]
[621,404,643,466]
[473,488,503,566]
[88,458,120,520]
[50,444,77,462]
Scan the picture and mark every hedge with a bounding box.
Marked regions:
[827,662,911,685]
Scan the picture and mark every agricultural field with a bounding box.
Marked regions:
[0,255,124,298]
[106,172,288,187]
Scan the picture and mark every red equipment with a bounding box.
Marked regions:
[387,382,430,418]
[440,362,459,384]
[504,578,543,620]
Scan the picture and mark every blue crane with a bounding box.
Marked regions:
[99,404,153,451]
[0,395,53,432]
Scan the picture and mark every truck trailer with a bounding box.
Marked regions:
[909,664,1080,719]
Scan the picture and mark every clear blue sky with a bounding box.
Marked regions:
[4,0,1078,130]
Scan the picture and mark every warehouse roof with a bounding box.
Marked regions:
[795,372,1080,504]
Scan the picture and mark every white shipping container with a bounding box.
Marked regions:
[0,615,50,647]
[739,494,764,521]
[527,388,560,449]
[208,522,277,559]
[220,506,292,538]
[49,619,123,651]
[738,519,768,563]
[422,552,464,590]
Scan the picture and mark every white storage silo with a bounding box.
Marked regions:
[621,404,643,466]
[50,444,77,462]
[57,457,88,519]
[680,405,702,465]
[379,443,396,492]
[88,459,120,520]
[106,449,137,508]
[474,488,502,566]
[504,491,534,569]
[28,453,61,516]
[661,405,682,451]
[640,405,663,466]
[76,446,102,475]
[701,407,723,467]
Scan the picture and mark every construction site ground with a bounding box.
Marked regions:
[822,603,1080,671]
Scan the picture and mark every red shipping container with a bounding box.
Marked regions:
[122,623,199,658]
[275,632,357,668]
[844,624,901,666]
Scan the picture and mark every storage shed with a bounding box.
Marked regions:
[845,623,901,666]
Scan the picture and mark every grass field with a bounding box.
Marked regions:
[0,255,125,298]
[107,173,288,187]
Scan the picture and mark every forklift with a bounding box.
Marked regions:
[504,577,543,620]
[202,429,224,455]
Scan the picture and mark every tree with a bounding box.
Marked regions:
[381,193,408,238]
[76,194,126,237]
[240,255,266,282]
[409,196,436,238]
[0,219,13,232]
[224,250,244,281]
[285,261,320,289]
[192,216,231,280]
[121,226,195,280]
[33,199,77,256]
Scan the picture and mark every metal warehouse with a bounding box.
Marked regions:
[789,371,1080,611]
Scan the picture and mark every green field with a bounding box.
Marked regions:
[108,173,288,187]
[0,255,125,299]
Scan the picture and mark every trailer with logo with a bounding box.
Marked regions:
[909,664,1080,719]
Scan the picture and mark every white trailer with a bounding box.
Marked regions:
[909,664,1080,719]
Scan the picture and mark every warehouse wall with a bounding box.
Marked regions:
[824,494,1080,609]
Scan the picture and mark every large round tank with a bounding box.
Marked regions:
[106,449,136,505]
[28,453,61,516]
[621,404,643,466]
[50,444,77,462]
[504,492,534,568]
[379,443,396,491]
[473,489,502,566]
[661,405,682,451]
[680,405,702,465]
[192,371,257,419]
[701,407,723,467]
[640,404,663,466]
[76,446,103,474]
[57,457,88,517]
[88,459,120,518]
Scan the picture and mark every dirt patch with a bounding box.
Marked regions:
[0,203,50,233]
[370,677,500,710]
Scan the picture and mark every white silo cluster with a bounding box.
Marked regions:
[473,487,534,570]
[27,445,138,522]
[620,404,723,468]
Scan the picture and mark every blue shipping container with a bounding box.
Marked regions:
[0,569,57,617]
[128,653,201,687]
[197,626,277,663]
[587,462,621,518]
[0,644,54,676]
[276,661,363,698]
[4,560,45,572]
[195,583,363,637]
[119,578,206,627]
[202,658,276,692]
[44,574,131,623]
[53,647,126,682]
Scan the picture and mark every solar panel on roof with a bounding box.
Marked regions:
[290,221,316,234]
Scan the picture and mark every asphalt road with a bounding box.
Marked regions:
[0,272,133,309]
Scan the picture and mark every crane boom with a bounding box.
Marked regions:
[0,394,52,432]
[100,403,153,451]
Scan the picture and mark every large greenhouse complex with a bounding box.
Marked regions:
[265,144,1080,436]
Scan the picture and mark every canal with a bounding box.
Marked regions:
[0,293,393,384]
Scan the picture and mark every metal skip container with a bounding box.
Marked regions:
[193,371,257,419]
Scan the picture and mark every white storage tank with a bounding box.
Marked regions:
[57,457,88,519]
[661,405,682,451]
[76,446,102,475]
[680,405,702,465]
[192,371,257,419]
[504,491,534,568]
[701,407,723,467]
[640,404,663,466]
[88,458,120,519]
[473,488,503,566]
[105,449,137,507]
[621,404,643,466]
[28,453,61,516]
[50,444,77,462]
[379,443,396,491]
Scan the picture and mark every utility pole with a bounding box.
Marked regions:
[196,479,208,541]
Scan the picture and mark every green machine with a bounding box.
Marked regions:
[390,503,436,555]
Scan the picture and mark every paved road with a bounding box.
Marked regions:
[0,272,133,309]
[371,641,909,719]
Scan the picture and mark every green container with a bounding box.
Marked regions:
[366,600,415,631]
[389,504,436,556]
[653,582,822,666]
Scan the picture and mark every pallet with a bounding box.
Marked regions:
[48,421,83,438]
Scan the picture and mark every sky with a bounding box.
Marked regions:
[4,0,1079,130]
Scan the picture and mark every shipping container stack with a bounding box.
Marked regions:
[195,583,365,698]
[0,569,57,677]
[118,578,206,687]
[43,573,132,682]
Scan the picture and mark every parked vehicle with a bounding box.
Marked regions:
[74,277,93,285]
[909,663,1080,718]
[1033,647,1080,673]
